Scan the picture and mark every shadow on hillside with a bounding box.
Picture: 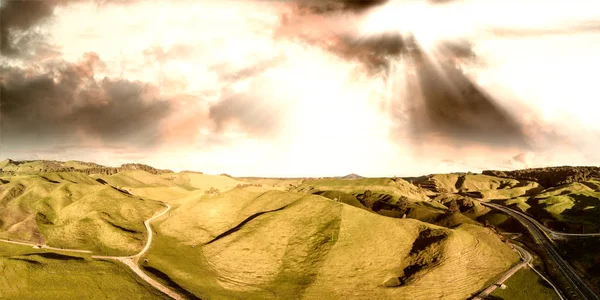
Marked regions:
[23,252,84,261]
[41,177,60,184]
[410,229,447,255]
[8,257,43,265]
[142,265,202,300]
[566,194,600,213]
[96,178,108,185]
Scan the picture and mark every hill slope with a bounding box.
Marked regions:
[0,174,165,255]
[143,189,518,300]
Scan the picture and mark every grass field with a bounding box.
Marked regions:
[489,268,560,300]
[0,243,169,300]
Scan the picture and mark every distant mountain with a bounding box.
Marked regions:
[0,159,173,175]
[339,173,364,180]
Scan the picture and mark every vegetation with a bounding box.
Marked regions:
[3,159,596,300]
[0,243,168,299]
[489,268,560,300]
[484,166,600,188]
[0,174,165,255]
[142,188,518,300]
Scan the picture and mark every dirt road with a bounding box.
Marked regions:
[92,203,182,300]
[1,204,182,300]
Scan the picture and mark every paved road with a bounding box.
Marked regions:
[481,201,600,300]
[490,204,600,238]
[472,244,532,300]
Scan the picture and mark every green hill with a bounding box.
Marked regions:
[0,175,165,255]
[422,174,543,199]
[0,243,168,299]
[526,182,600,232]
[297,177,431,202]
[142,189,518,300]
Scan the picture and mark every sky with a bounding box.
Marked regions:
[1,0,599,177]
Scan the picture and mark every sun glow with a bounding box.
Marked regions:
[6,0,598,176]
[358,0,473,46]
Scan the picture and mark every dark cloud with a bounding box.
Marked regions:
[0,0,60,57]
[292,0,388,14]
[0,0,142,58]
[405,46,529,148]
[209,87,285,137]
[205,57,289,137]
[277,0,530,147]
[0,52,172,148]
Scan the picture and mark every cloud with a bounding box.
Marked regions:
[275,0,530,148]
[405,50,529,148]
[0,0,144,58]
[0,0,60,57]
[293,0,388,14]
[0,52,172,148]
[208,81,288,137]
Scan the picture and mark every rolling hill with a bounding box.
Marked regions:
[142,189,519,300]
[2,159,593,299]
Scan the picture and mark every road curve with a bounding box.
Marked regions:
[481,201,600,300]
[488,203,600,238]
[0,204,182,300]
[472,244,532,300]
[93,203,183,300]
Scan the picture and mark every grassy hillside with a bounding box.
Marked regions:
[490,268,560,300]
[0,175,165,255]
[424,174,543,200]
[142,189,518,300]
[297,177,431,202]
[93,170,177,188]
[0,243,168,299]
[3,160,594,299]
[88,171,247,206]
[525,182,600,232]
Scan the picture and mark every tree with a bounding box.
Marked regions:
[397,196,409,214]
[447,199,460,213]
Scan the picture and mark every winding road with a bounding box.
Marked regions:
[488,202,600,239]
[481,201,600,300]
[0,203,182,300]
[92,203,182,300]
